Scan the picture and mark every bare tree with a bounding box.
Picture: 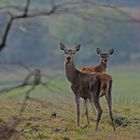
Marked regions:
[0,0,140,51]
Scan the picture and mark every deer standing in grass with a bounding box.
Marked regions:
[81,48,114,116]
[60,43,116,131]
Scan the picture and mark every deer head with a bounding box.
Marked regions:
[60,43,81,63]
[96,48,114,63]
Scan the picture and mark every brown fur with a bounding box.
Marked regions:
[81,48,114,97]
[82,62,107,73]
[64,58,101,100]
[96,72,112,97]
[81,49,114,119]
[80,48,115,131]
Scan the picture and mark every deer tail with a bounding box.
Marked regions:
[100,79,112,97]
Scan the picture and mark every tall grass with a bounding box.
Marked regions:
[0,65,140,104]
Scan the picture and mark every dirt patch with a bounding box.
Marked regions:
[114,116,140,127]
[129,118,140,126]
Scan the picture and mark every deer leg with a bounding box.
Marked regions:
[82,98,96,121]
[93,97,102,130]
[89,92,97,121]
[82,100,86,117]
[105,92,116,131]
[75,96,80,127]
[89,99,97,122]
[84,99,90,125]
[89,98,97,118]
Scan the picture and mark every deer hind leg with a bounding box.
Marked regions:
[100,81,107,97]
[82,99,86,117]
[105,83,116,131]
[89,92,97,121]
[75,96,80,127]
[89,98,97,119]
[84,99,90,125]
[82,98,97,121]
[93,97,102,130]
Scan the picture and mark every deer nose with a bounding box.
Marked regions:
[67,56,71,61]
[104,59,108,62]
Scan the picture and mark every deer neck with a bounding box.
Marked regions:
[64,59,79,83]
[100,60,107,71]
[95,60,107,72]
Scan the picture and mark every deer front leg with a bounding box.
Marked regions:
[75,96,80,127]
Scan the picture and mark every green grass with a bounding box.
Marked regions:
[0,65,140,139]
[0,100,140,140]
[109,65,140,104]
[0,66,140,104]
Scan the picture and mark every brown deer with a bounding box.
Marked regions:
[81,48,114,116]
[81,48,114,73]
[59,43,116,131]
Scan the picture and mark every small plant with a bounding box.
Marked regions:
[123,108,131,113]
[62,136,71,140]
[0,118,6,129]
[76,125,88,134]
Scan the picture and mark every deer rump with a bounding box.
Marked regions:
[71,73,101,99]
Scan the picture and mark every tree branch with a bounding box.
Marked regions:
[0,0,57,51]
[0,0,139,52]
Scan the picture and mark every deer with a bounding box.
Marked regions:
[59,43,116,131]
[81,48,114,73]
[81,48,114,117]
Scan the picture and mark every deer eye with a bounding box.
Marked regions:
[65,51,68,55]
[101,54,104,57]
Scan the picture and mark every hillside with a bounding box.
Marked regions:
[0,1,140,69]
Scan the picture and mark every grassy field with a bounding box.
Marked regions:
[0,65,139,104]
[0,100,140,140]
[0,65,140,140]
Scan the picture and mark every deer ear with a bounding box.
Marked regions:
[60,43,66,50]
[75,44,81,52]
[96,48,102,55]
[109,49,114,55]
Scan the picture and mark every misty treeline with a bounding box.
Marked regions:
[0,0,140,69]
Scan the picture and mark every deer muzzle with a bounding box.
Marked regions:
[67,56,71,61]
